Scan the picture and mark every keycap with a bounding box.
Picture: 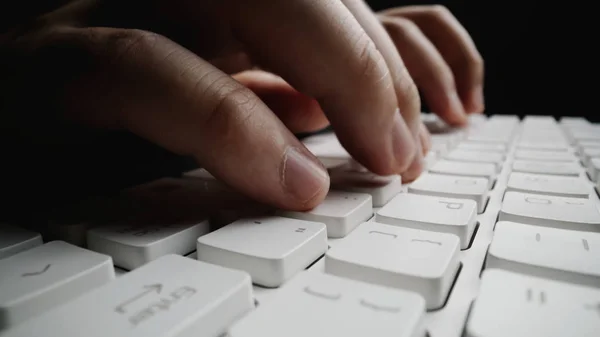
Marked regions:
[87,220,210,270]
[329,169,402,207]
[228,272,426,337]
[499,191,600,232]
[0,255,254,337]
[487,222,600,288]
[445,149,504,170]
[581,147,600,166]
[514,150,577,162]
[516,141,570,152]
[512,160,581,176]
[196,216,327,287]
[0,241,114,329]
[408,173,489,213]
[456,142,506,153]
[428,160,496,188]
[302,133,351,168]
[588,158,600,181]
[506,172,590,198]
[324,222,460,309]
[465,269,600,337]
[577,141,600,155]
[376,193,477,249]
[277,191,372,238]
[0,224,42,259]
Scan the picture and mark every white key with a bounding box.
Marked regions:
[429,160,496,188]
[408,173,489,213]
[512,160,581,176]
[277,191,372,238]
[329,170,402,207]
[581,147,600,166]
[445,150,504,170]
[589,158,600,181]
[228,272,426,337]
[465,269,600,337]
[577,140,600,155]
[0,224,42,259]
[87,221,210,270]
[376,193,477,249]
[325,222,460,309]
[506,172,590,198]
[0,241,114,329]
[196,216,327,287]
[517,141,570,152]
[0,255,253,337]
[302,133,350,168]
[487,222,600,288]
[499,191,600,232]
[456,142,506,153]
[514,150,577,162]
[424,151,437,168]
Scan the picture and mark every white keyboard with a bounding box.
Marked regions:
[1,114,600,337]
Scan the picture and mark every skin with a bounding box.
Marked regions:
[0,1,484,223]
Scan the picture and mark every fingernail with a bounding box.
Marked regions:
[282,147,329,204]
[391,110,416,172]
[470,86,485,113]
[449,92,468,123]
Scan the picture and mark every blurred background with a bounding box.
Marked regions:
[369,0,598,121]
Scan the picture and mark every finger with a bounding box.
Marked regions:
[379,15,467,126]
[382,5,485,113]
[50,27,329,211]
[340,0,424,181]
[420,122,431,154]
[233,70,330,134]
[229,0,416,176]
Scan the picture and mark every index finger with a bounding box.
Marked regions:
[229,0,416,175]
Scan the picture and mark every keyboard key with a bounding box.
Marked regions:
[445,149,504,171]
[376,193,477,249]
[87,220,210,270]
[0,241,114,329]
[506,172,590,198]
[517,141,570,152]
[487,222,600,288]
[229,272,426,337]
[429,160,496,188]
[277,191,372,238]
[196,216,327,287]
[588,158,600,181]
[581,147,600,166]
[499,191,600,232]
[456,142,506,153]
[514,150,577,162]
[324,222,460,309]
[465,269,600,337]
[0,255,254,337]
[329,169,402,207]
[0,224,42,259]
[302,133,351,168]
[512,160,581,176]
[408,173,489,213]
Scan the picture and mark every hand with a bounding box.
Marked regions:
[0,1,482,225]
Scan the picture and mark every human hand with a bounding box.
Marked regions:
[0,1,482,222]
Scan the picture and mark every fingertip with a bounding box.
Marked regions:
[281,146,330,210]
[401,142,425,182]
[465,86,485,114]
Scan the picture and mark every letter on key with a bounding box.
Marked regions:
[0,241,114,329]
[0,255,254,337]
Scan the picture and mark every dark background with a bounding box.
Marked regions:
[369,0,598,122]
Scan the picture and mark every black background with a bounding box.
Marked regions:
[369,0,599,122]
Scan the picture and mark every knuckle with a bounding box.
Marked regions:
[427,5,454,20]
[103,29,162,64]
[385,17,420,38]
[354,31,390,87]
[203,76,259,136]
